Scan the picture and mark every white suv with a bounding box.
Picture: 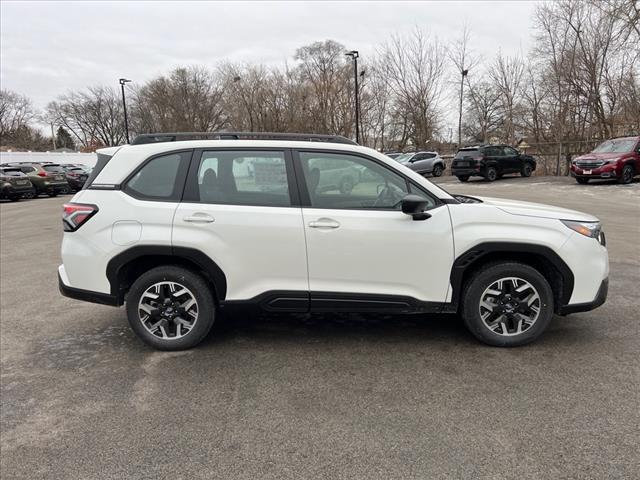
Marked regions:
[59,133,609,350]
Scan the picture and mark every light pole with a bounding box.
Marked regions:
[345,50,360,144]
[458,68,468,149]
[119,78,132,143]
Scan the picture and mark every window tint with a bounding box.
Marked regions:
[20,166,35,174]
[126,152,188,199]
[43,165,65,173]
[455,149,481,159]
[301,152,423,210]
[503,147,518,156]
[196,151,290,207]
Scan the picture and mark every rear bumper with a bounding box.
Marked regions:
[559,278,608,315]
[58,269,119,306]
[1,184,34,198]
[451,167,482,176]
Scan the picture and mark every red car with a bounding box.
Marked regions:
[571,136,640,184]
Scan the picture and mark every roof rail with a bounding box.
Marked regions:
[130,132,358,146]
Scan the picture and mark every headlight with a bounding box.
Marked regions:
[561,219,601,238]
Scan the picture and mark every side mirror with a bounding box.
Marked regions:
[401,194,431,221]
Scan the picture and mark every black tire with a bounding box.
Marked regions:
[618,164,634,184]
[521,163,533,177]
[126,266,216,350]
[461,262,554,347]
[432,164,444,177]
[457,175,469,182]
[575,177,590,185]
[485,167,498,182]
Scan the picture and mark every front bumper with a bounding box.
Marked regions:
[571,164,618,179]
[559,278,608,315]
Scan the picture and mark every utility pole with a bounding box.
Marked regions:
[345,50,360,144]
[50,123,56,150]
[458,68,468,148]
[119,78,132,143]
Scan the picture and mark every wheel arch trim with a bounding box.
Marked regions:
[448,242,574,313]
[106,245,228,304]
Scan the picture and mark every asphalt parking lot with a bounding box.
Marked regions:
[1,176,639,479]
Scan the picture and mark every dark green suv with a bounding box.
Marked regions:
[4,162,70,197]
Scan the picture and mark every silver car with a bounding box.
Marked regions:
[395,151,445,177]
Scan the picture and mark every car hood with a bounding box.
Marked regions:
[574,152,627,161]
[476,196,598,221]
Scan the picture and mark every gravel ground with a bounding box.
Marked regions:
[1,175,639,479]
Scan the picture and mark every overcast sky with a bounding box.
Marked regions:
[1,0,539,117]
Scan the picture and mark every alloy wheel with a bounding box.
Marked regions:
[478,277,541,336]
[138,281,199,340]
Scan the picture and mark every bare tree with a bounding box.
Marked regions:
[132,66,226,134]
[380,29,447,150]
[448,24,481,146]
[47,86,126,147]
[0,90,35,140]
[489,52,525,144]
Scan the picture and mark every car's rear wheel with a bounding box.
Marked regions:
[575,177,590,185]
[618,164,634,184]
[126,266,215,350]
[432,164,443,177]
[521,163,533,177]
[461,262,554,347]
[485,167,498,182]
[457,175,469,182]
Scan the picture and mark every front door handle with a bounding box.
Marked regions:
[308,218,340,229]
[183,213,215,223]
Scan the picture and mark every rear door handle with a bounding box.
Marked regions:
[308,218,340,229]
[183,213,215,223]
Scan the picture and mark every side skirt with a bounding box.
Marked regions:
[220,291,446,314]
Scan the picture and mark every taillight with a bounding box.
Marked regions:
[62,203,98,232]
[38,171,48,177]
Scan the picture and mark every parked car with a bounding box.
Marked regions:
[570,136,640,185]
[59,132,608,351]
[0,167,35,201]
[308,155,361,194]
[395,151,445,177]
[63,167,90,192]
[4,162,70,197]
[385,152,402,160]
[451,145,536,182]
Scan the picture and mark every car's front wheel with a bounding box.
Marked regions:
[461,262,554,347]
[618,164,634,184]
[126,266,215,350]
[457,175,469,182]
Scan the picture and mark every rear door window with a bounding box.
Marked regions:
[192,150,292,207]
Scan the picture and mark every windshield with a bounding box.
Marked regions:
[43,165,65,173]
[395,153,414,163]
[455,149,482,159]
[592,139,636,153]
[0,169,25,176]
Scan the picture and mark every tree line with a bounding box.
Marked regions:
[1,0,638,154]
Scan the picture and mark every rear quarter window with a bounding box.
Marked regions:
[124,151,191,201]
